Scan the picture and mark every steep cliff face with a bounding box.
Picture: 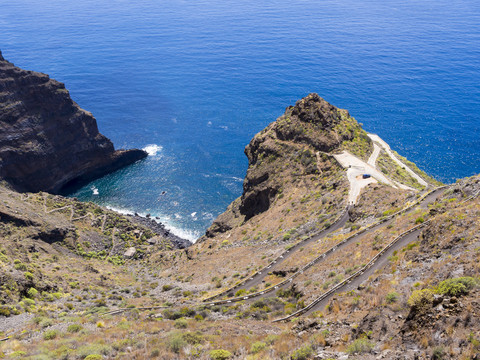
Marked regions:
[0,50,147,193]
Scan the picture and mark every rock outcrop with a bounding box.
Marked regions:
[240,93,367,219]
[0,50,147,193]
[203,93,369,239]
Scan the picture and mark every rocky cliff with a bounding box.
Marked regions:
[0,50,147,193]
[204,93,372,241]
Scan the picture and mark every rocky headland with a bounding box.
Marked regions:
[0,50,147,193]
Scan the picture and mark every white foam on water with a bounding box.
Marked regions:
[106,205,200,242]
[202,212,214,220]
[105,205,134,215]
[230,176,243,182]
[142,144,163,156]
[162,225,200,242]
[191,212,197,217]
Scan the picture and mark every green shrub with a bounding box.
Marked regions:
[7,351,26,359]
[407,289,434,309]
[291,344,314,360]
[432,346,445,360]
[33,316,45,324]
[167,332,186,353]
[235,288,247,297]
[27,287,38,299]
[436,277,477,297]
[67,324,83,333]
[250,341,266,354]
[39,318,54,328]
[209,349,232,360]
[347,338,374,354]
[22,298,35,308]
[404,242,418,251]
[43,329,58,340]
[162,284,173,291]
[0,307,11,317]
[13,260,27,271]
[179,307,196,317]
[174,318,188,329]
[265,334,278,344]
[182,331,203,345]
[84,356,102,360]
[385,292,400,304]
[468,332,480,350]
[76,344,112,358]
[415,217,425,224]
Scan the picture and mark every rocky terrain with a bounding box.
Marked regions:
[203,93,371,243]
[0,50,147,193]
[0,91,478,360]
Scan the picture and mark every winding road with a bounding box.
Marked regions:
[204,187,445,307]
[203,209,350,301]
[303,227,423,316]
[368,133,428,187]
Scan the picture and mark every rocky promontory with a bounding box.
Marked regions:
[0,50,147,193]
[203,93,371,240]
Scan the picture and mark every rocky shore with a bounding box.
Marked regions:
[126,213,193,248]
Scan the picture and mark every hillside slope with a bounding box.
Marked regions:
[2,94,477,360]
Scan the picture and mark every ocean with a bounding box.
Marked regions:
[1,0,479,241]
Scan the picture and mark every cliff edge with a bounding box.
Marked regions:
[0,50,147,193]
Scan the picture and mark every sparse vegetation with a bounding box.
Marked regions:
[347,337,375,354]
[209,349,233,360]
[436,277,478,297]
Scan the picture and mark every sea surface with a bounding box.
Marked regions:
[1,0,479,241]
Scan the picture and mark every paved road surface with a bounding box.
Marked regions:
[223,210,350,296]
[305,227,422,315]
[368,134,428,187]
[333,151,397,204]
[367,143,381,167]
[221,187,444,305]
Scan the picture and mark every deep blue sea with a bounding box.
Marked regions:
[1,0,479,241]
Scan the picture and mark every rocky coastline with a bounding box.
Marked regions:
[126,213,193,248]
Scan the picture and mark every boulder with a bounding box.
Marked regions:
[123,247,136,259]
